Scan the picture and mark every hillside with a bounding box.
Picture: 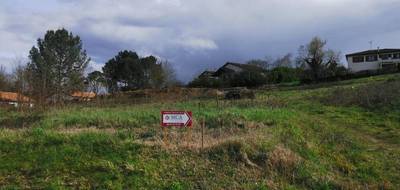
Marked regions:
[0,74,400,189]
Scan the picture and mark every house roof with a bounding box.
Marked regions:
[71,92,96,99]
[198,70,215,77]
[200,70,215,75]
[0,91,34,102]
[346,49,400,58]
[226,62,265,71]
[215,62,265,75]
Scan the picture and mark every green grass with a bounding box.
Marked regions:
[1,73,400,189]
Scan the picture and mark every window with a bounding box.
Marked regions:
[352,56,364,63]
[366,55,378,62]
[393,53,400,59]
[379,54,392,60]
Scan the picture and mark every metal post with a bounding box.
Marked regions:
[163,127,168,147]
[201,118,205,152]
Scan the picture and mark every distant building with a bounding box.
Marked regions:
[71,92,96,101]
[0,91,34,107]
[198,70,216,79]
[46,92,97,103]
[214,62,265,77]
[346,49,400,72]
[198,62,266,79]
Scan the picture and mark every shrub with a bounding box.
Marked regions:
[188,77,225,88]
[207,140,246,162]
[267,67,301,83]
[300,66,350,83]
[229,71,268,87]
[189,71,268,88]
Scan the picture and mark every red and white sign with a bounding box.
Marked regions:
[161,111,192,127]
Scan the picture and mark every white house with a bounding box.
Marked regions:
[346,49,400,72]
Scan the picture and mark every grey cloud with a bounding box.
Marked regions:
[0,0,399,81]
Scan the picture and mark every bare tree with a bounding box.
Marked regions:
[161,60,180,88]
[247,56,274,70]
[0,65,12,91]
[274,53,293,68]
[296,36,341,80]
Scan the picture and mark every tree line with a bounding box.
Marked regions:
[0,28,351,104]
[0,28,179,105]
[189,36,349,88]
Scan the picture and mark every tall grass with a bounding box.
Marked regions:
[0,73,399,189]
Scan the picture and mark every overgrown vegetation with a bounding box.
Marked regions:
[0,73,399,189]
[321,75,400,110]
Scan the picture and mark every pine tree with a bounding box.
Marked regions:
[27,28,90,104]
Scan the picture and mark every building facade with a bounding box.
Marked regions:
[346,49,400,72]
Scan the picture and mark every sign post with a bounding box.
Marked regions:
[161,111,192,127]
[161,111,193,147]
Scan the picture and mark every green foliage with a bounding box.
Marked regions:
[87,71,105,94]
[27,28,90,103]
[207,140,246,162]
[297,36,347,82]
[247,59,270,70]
[229,71,268,87]
[267,67,300,83]
[188,76,225,88]
[102,50,165,92]
[165,181,187,190]
[189,70,268,88]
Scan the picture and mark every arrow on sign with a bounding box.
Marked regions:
[161,111,192,127]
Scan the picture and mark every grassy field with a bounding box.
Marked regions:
[0,74,400,189]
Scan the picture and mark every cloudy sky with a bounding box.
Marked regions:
[0,0,399,81]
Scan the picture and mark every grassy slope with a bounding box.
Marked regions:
[0,74,399,189]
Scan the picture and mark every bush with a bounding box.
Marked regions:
[188,77,225,88]
[229,71,268,87]
[189,71,267,88]
[300,66,350,83]
[268,67,301,83]
[207,140,246,162]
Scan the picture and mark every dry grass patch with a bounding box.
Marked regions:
[134,122,269,153]
[267,145,303,180]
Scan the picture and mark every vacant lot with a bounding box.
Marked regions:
[0,74,399,189]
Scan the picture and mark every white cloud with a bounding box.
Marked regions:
[86,60,103,73]
[177,37,218,50]
[87,21,166,43]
